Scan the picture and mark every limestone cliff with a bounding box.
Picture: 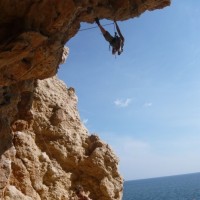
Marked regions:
[0,0,170,199]
[0,0,170,86]
[1,77,122,199]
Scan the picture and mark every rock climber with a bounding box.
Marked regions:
[95,18,124,55]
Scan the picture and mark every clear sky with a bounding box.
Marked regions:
[58,0,200,180]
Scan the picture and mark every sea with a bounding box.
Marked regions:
[123,172,200,200]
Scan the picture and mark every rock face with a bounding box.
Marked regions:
[0,77,122,199]
[0,0,170,199]
[0,0,170,86]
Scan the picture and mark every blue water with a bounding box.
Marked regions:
[123,173,200,200]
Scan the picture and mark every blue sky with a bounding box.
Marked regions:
[58,0,200,180]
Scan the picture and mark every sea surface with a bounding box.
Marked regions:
[123,172,200,200]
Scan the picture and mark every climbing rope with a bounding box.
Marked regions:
[79,22,114,32]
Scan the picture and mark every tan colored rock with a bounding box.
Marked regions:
[0,1,171,199]
[0,77,122,199]
[0,0,170,86]
[60,46,69,64]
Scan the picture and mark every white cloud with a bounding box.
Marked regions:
[114,98,132,107]
[82,118,88,124]
[144,102,152,107]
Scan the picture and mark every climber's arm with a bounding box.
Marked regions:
[115,21,124,42]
